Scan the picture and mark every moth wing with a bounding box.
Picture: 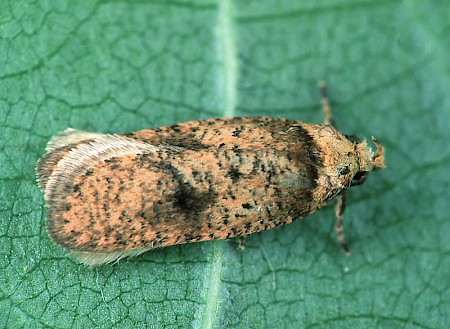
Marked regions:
[45,128,105,151]
[38,133,160,264]
[70,248,155,266]
[36,129,105,190]
[129,117,296,149]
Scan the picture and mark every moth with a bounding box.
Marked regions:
[36,84,385,265]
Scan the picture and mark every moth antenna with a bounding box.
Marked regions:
[334,192,350,256]
[319,81,336,128]
[319,82,350,254]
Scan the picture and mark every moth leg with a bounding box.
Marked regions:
[238,236,246,250]
[335,192,350,255]
[319,82,350,255]
[319,81,336,127]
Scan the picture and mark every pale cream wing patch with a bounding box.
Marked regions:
[71,247,157,266]
[43,134,159,203]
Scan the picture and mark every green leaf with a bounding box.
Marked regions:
[1,0,449,328]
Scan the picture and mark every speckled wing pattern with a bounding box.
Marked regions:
[37,117,379,265]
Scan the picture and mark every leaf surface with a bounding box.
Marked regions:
[1,1,449,328]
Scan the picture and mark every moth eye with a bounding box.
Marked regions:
[337,166,350,176]
[351,171,369,186]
